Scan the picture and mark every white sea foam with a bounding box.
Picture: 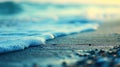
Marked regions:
[1,1,118,53]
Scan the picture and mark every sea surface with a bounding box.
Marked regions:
[0,1,119,53]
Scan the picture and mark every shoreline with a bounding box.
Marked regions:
[0,20,120,67]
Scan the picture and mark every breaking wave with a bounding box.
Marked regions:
[0,1,106,53]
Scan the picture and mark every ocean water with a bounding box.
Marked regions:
[0,1,119,53]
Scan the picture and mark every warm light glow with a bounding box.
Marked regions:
[1,0,120,6]
[22,0,120,6]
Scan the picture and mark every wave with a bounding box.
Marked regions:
[0,1,22,15]
[0,1,102,53]
[0,18,100,53]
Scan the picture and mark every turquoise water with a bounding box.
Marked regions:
[0,1,115,53]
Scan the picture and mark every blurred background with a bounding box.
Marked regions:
[0,0,120,20]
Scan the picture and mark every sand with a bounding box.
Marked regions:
[0,20,120,67]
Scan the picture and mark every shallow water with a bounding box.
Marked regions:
[0,1,120,53]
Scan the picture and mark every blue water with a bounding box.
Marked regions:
[0,1,101,53]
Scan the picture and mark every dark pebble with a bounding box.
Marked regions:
[112,49,117,53]
[95,49,98,51]
[88,55,96,60]
[32,63,38,67]
[98,49,105,55]
[89,44,92,46]
[76,60,85,66]
[62,61,67,67]
[89,50,96,55]
[113,46,118,49]
[95,57,110,67]
[48,65,52,67]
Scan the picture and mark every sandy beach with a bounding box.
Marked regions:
[0,20,120,67]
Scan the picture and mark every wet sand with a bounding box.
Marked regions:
[0,20,120,67]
